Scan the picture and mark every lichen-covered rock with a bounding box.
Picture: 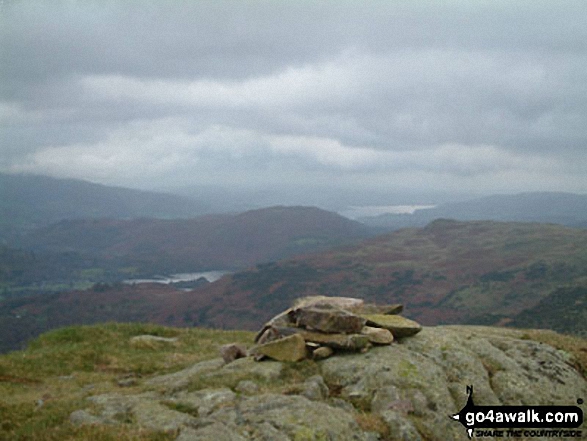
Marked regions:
[299,330,370,350]
[254,297,419,357]
[235,393,371,440]
[145,358,224,392]
[220,343,248,364]
[361,326,394,344]
[312,345,334,360]
[293,304,367,334]
[254,326,371,354]
[132,400,197,432]
[176,424,247,441]
[254,308,296,343]
[172,387,236,417]
[321,326,587,440]
[75,392,197,431]
[216,356,283,381]
[380,410,422,441]
[235,380,259,395]
[361,314,422,338]
[249,333,308,362]
[70,325,587,441]
[300,375,330,401]
[294,295,365,310]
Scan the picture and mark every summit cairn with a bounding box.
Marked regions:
[249,296,422,362]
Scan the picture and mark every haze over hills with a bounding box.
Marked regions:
[4,173,586,242]
[359,192,587,230]
[0,206,371,301]
[167,182,473,215]
[17,206,370,273]
[0,172,210,240]
[3,219,587,352]
[2,172,587,354]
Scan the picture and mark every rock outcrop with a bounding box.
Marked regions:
[70,325,587,441]
[251,297,421,362]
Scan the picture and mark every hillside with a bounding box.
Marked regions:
[184,219,587,331]
[360,192,587,230]
[0,173,209,240]
[493,285,587,336]
[4,219,587,353]
[0,322,585,440]
[179,220,587,327]
[17,206,370,274]
[0,245,119,300]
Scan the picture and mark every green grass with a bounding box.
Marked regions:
[2,321,586,440]
[0,323,255,441]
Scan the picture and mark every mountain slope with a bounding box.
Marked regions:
[0,172,209,239]
[360,192,587,230]
[18,206,371,273]
[501,285,587,336]
[4,219,587,354]
[186,219,587,331]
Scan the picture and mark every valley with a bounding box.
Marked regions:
[2,217,587,353]
[2,174,587,353]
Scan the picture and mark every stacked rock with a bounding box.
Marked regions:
[246,296,422,362]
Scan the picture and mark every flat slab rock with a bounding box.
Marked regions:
[362,313,422,338]
[293,295,403,315]
[293,295,365,310]
[293,304,367,334]
[249,333,308,362]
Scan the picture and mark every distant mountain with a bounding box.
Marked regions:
[4,219,587,351]
[17,206,371,275]
[359,192,587,230]
[0,173,210,239]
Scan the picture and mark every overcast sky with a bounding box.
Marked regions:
[1,1,587,200]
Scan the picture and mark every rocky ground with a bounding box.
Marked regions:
[69,325,587,441]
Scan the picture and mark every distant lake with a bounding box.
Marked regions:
[340,205,436,220]
[124,270,230,285]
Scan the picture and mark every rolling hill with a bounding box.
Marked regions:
[3,219,587,352]
[184,219,587,331]
[17,206,371,275]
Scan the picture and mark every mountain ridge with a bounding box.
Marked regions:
[0,172,210,240]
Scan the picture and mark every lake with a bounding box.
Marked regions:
[124,270,230,285]
[339,205,436,220]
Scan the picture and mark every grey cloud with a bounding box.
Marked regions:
[1,0,587,195]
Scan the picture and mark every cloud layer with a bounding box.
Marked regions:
[1,1,586,198]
